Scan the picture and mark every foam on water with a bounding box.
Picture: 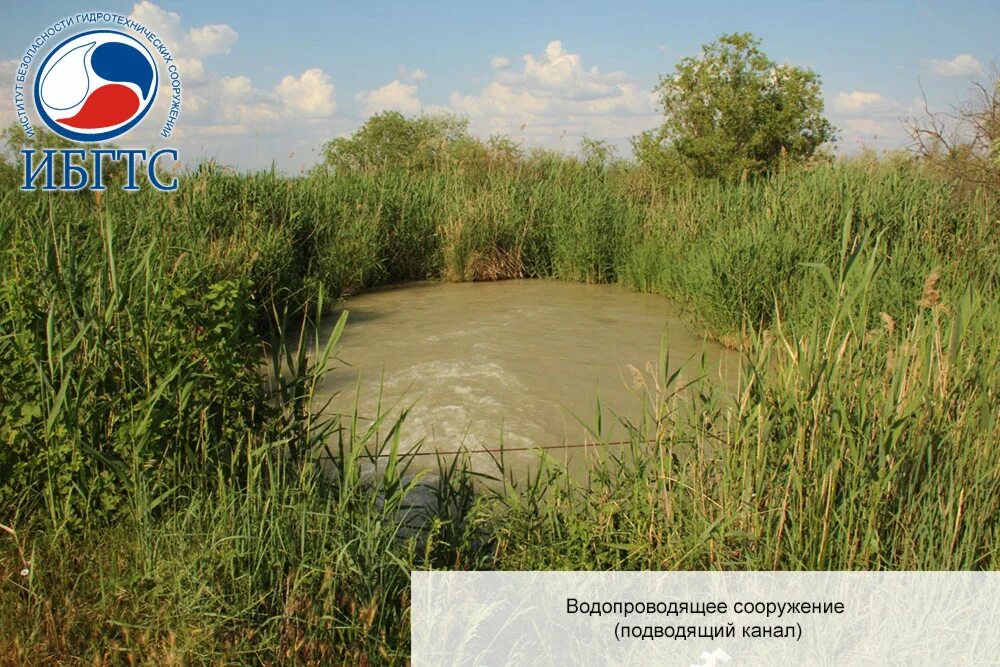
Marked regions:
[315,280,737,476]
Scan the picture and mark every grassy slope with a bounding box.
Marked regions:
[1,158,998,662]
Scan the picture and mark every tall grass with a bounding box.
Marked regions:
[493,225,999,570]
[1,155,998,661]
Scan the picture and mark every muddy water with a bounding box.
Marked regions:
[316,280,737,477]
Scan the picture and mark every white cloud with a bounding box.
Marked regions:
[357,80,422,115]
[276,69,337,117]
[126,3,337,136]
[186,24,239,57]
[220,75,253,99]
[837,117,911,150]
[927,54,983,78]
[400,67,428,82]
[831,91,888,113]
[118,2,343,169]
[490,56,511,69]
[0,2,344,170]
[212,75,280,125]
[518,41,622,99]
[448,40,658,148]
[131,2,237,57]
[130,2,182,43]
[828,90,912,151]
[196,69,336,129]
[175,57,206,84]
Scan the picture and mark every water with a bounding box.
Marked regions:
[315,280,738,478]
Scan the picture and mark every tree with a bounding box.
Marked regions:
[578,135,617,170]
[319,111,475,172]
[906,67,999,194]
[636,32,835,179]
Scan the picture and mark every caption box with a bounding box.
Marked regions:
[412,571,1000,665]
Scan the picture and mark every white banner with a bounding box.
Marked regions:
[411,571,1000,666]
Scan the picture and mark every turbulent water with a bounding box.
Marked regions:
[316,280,737,476]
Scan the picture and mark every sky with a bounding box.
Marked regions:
[2,0,997,171]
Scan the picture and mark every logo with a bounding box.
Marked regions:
[13,12,183,192]
[35,29,158,143]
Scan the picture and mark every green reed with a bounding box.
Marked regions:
[1,155,998,661]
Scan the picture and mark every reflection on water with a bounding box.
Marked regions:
[315,280,737,477]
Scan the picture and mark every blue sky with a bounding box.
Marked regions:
[3,0,997,170]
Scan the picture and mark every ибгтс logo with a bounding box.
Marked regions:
[35,29,158,143]
[13,12,182,191]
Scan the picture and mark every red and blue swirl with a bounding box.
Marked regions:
[35,30,158,142]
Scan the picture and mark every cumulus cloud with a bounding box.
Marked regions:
[176,57,206,83]
[927,54,983,78]
[276,69,337,117]
[831,91,889,113]
[130,2,231,59]
[186,24,239,57]
[129,2,181,40]
[448,40,657,147]
[126,2,337,137]
[490,56,511,69]
[357,79,423,115]
[1,2,343,170]
[192,68,336,129]
[79,1,344,171]
[827,89,910,150]
[400,67,428,82]
[219,75,252,99]
[211,75,280,125]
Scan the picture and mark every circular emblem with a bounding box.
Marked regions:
[34,29,158,142]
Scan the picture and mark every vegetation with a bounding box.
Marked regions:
[634,33,836,179]
[1,35,998,663]
[908,69,1000,194]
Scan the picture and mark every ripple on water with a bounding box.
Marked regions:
[316,280,737,476]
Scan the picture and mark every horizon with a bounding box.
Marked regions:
[3,1,997,171]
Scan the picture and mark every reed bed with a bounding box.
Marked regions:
[0,156,998,662]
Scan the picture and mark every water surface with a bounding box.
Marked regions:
[317,280,737,475]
